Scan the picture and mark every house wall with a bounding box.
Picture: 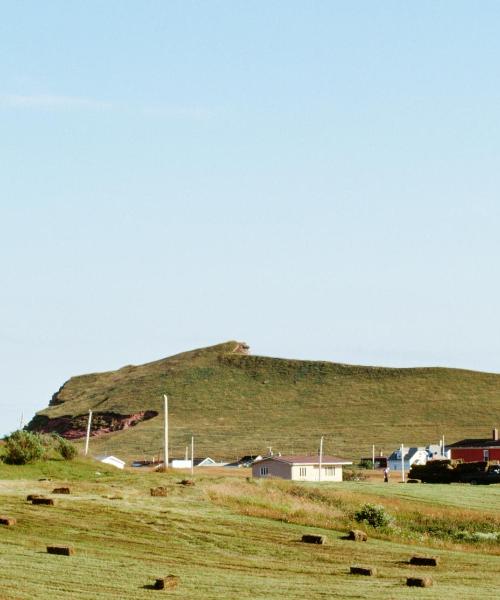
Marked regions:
[291,464,343,482]
[451,448,500,462]
[252,460,291,479]
[388,450,428,472]
[171,459,192,469]
[252,461,343,481]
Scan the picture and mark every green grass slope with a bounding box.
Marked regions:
[28,341,500,461]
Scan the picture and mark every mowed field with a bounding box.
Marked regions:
[1,459,499,599]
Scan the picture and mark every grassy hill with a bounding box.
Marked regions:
[28,341,500,462]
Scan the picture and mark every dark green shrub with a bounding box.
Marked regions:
[50,433,78,460]
[56,436,78,460]
[2,430,45,464]
[358,459,373,469]
[354,503,392,528]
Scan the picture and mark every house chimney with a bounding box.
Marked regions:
[493,428,498,441]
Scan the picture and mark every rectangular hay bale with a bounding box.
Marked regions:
[47,546,75,556]
[0,516,16,526]
[407,576,433,588]
[150,487,169,497]
[154,575,179,590]
[52,487,70,494]
[301,534,326,545]
[32,498,55,506]
[350,566,376,576]
[410,556,440,566]
[26,494,43,501]
[347,529,368,542]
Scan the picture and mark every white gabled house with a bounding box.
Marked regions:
[252,455,352,482]
[387,447,428,472]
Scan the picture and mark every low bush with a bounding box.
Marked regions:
[2,430,45,465]
[55,435,78,460]
[2,430,78,464]
[343,469,369,481]
[354,503,392,528]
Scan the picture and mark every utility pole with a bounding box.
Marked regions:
[318,436,324,482]
[400,443,405,483]
[191,435,194,477]
[163,395,169,470]
[84,410,93,456]
[372,444,375,470]
[19,411,24,430]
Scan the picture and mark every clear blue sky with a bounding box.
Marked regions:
[2,1,500,435]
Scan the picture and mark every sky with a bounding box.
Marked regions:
[1,1,500,436]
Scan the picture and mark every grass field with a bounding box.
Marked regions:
[1,458,499,599]
[27,341,500,462]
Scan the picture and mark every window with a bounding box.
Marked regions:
[260,466,269,476]
[324,466,335,477]
[299,467,307,477]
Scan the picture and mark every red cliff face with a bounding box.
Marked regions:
[28,410,158,439]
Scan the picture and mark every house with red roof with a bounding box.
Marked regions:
[252,454,352,482]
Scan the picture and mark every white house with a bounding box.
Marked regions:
[387,447,428,472]
[95,455,126,470]
[252,454,352,482]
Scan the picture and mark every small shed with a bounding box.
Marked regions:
[252,455,352,482]
[95,455,126,470]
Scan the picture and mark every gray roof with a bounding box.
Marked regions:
[256,454,352,466]
[387,447,425,461]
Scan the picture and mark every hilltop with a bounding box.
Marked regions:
[28,341,500,461]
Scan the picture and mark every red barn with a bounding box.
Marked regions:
[447,428,500,463]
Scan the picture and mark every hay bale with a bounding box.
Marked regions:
[350,566,377,576]
[0,516,16,526]
[301,534,326,545]
[47,546,74,556]
[32,497,55,506]
[179,479,194,486]
[26,494,43,501]
[410,556,440,567]
[154,575,179,590]
[150,487,169,497]
[407,576,433,587]
[52,487,70,494]
[347,529,368,542]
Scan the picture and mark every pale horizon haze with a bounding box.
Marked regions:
[2,1,500,436]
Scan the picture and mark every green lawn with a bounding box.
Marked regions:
[1,460,499,599]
